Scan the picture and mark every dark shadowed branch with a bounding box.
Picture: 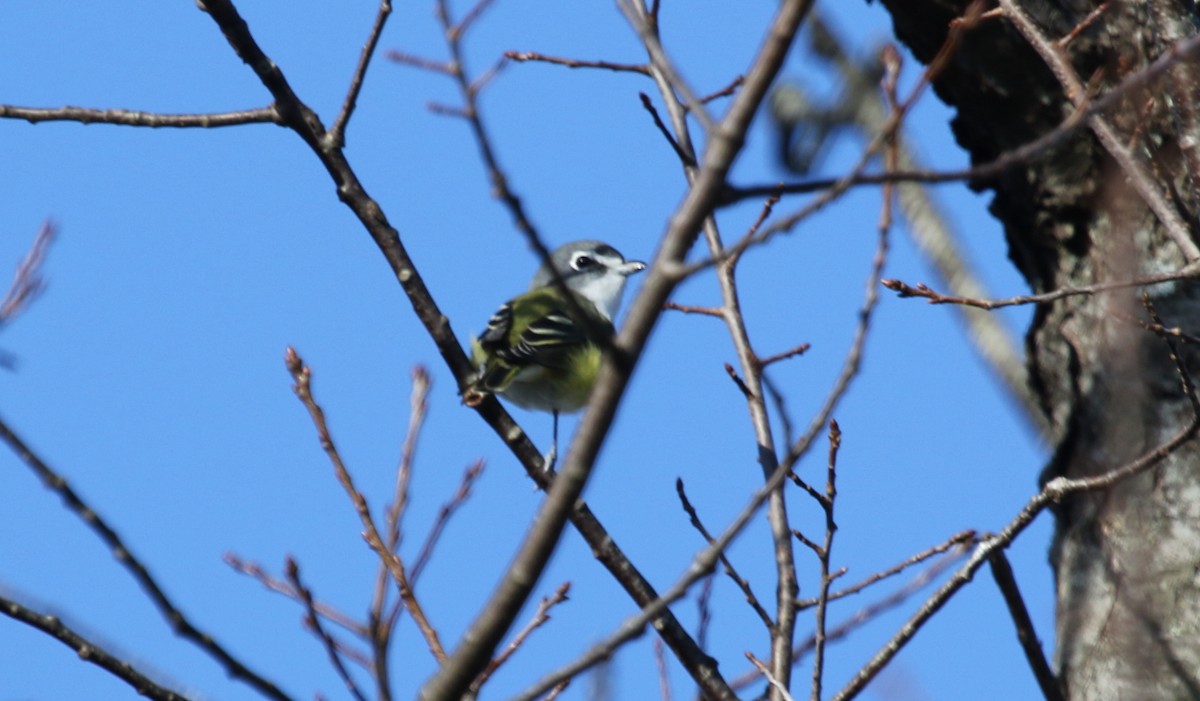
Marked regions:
[0,594,193,701]
[988,551,1064,701]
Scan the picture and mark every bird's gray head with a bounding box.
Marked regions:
[530,240,646,320]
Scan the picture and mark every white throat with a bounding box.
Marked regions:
[575,272,628,321]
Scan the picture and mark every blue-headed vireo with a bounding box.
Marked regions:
[464,240,646,467]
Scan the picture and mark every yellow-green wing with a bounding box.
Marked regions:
[472,287,608,394]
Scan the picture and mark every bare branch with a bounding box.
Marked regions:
[795,530,978,610]
[809,420,842,701]
[639,92,698,167]
[0,593,193,701]
[504,51,649,75]
[663,301,723,317]
[988,551,1064,701]
[881,266,1200,310]
[328,0,394,147]
[384,51,456,75]
[284,347,447,663]
[0,104,281,128]
[286,558,370,701]
[410,459,486,582]
[224,553,366,635]
[390,0,556,271]
[675,478,774,630]
[747,653,798,701]
[0,414,296,701]
[455,0,498,38]
[1057,2,1111,49]
[617,0,716,132]
[654,638,672,701]
[723,363,754,400]
[699,75,745,104]
[726,31,1200,208]
[1,220,57,326]
[758,343,811,369]
[731,534,970,692]
[472,582,571,692]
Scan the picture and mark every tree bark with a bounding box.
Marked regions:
[873,1,1200,698]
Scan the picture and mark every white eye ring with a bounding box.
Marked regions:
[572,254,595,271]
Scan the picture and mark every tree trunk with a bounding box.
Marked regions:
[874,1,1200,698]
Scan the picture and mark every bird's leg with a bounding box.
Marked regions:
[542,411,559,472]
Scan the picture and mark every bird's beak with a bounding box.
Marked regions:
[620,260,647,276]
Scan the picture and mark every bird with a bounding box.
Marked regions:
[463,240,646,469]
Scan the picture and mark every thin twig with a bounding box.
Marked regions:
[654,638,672,701]
[472,582,571,692]
[723,363,754,400]
[699,75,745,104]
[747,653,797,701]
[395,0,555,270]
[0,104,282,127]
[881,266,1200,310]
[663,301,723,317]
[384,51,456,75]
[286,558,370,701]
[639,92,697,167]
[729,538,971,691]
[504,51,649,74]
[224,553,366,634]
[676,479,774,630]
[757,343,811,368]
[617,0,716,132]
[1058,2,1111,49]
[780,185,890,481]
[696,573,715,654]
[988,551,1064,701]
[0,220,57,325]
[284,347,447,663]
[328,0,394,147]
[374,365,431,701]
[809,420,842,701]
[795,530,978,610]
[456,0,498,38]
[686,2,982,276]
[410,459,486,582]
[1118,312,1200,344]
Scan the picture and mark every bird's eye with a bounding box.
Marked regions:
[572,254,595,271]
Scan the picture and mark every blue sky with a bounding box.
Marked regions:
[0,2,1048,700]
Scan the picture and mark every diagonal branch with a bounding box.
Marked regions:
[988,551,1064,701]
[0,414,296,701]
[0,593,193,701]
[286,558,370,701]
[1,220,57,327]
[328,0,394,147]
